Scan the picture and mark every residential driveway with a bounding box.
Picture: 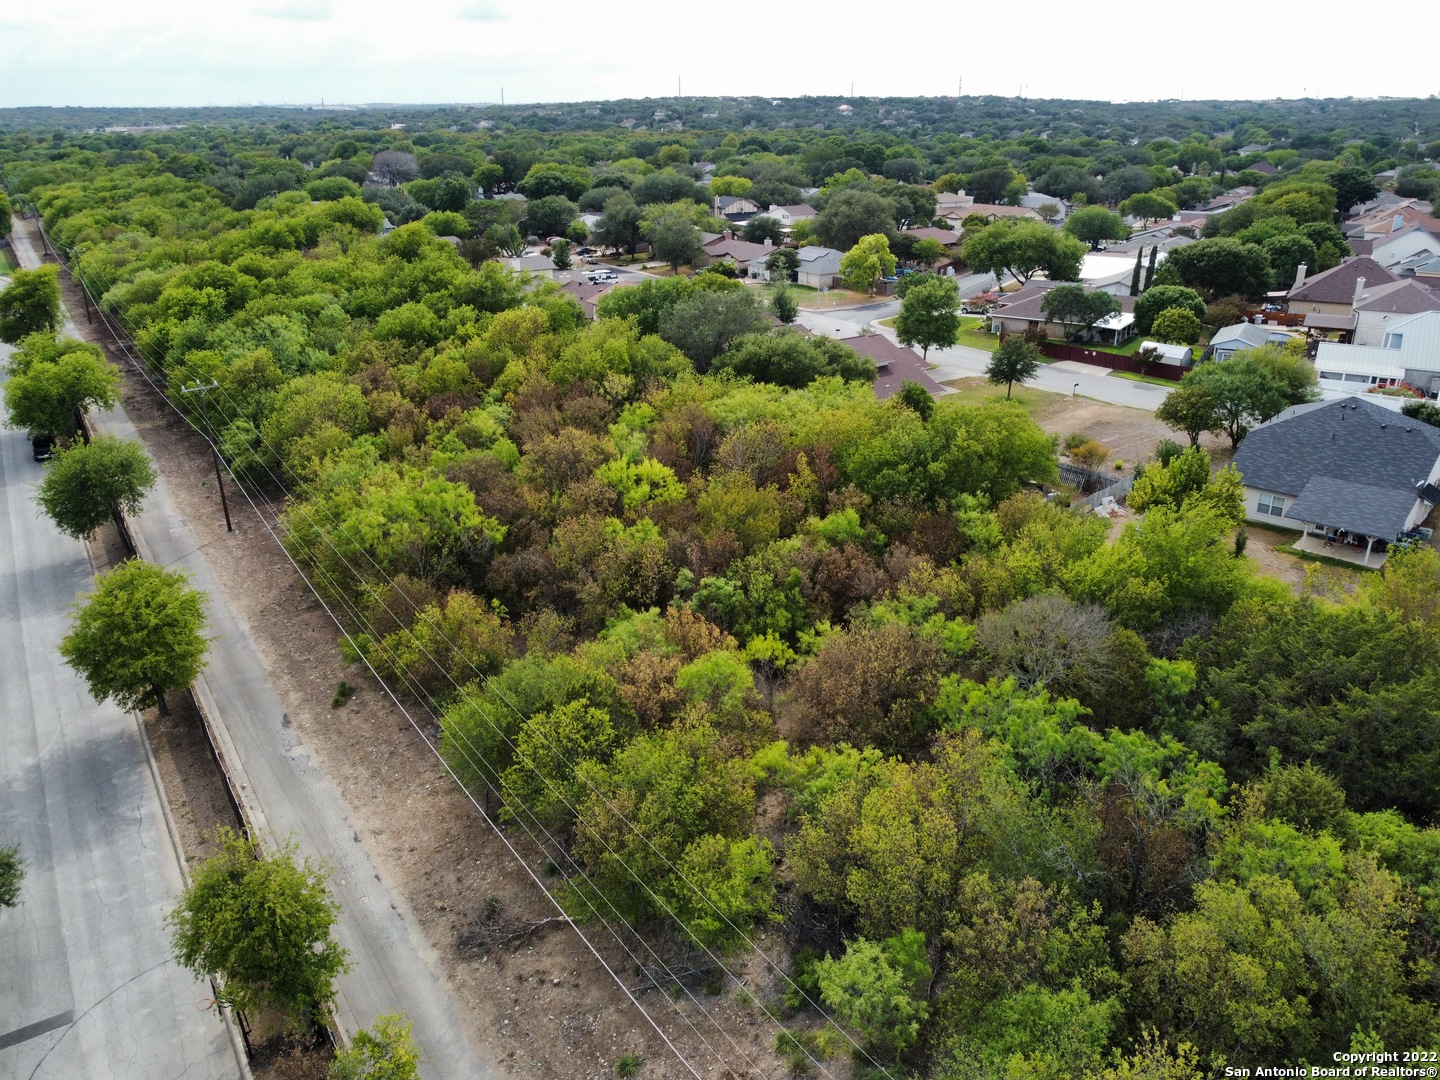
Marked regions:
[0,365,241,1080]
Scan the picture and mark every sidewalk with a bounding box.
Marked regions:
[10,218,495,1079]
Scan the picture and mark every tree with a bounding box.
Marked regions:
[0,191,12,238]
[742,215,786,245]
[1162,238,1273,298]
[329,1012,421,1080]
[839,234,898,295]
[895,274,961,360]
[1182,359,1289,448]
[1040,285,1120,343]
[1155,383,1222,447]
[1121,191,1179,222]
[59,559,209,717]
[2,336,120,438]
[909,237,948,266]
[1133,285,1206,336]
[516,162,593,202]
[0,264,62,343]
[648,211,706,273]
[1144,245,1159,290]
[550,237,572,270]
[0,843,22,908]
[522,195,579,239]
[962,219,1087,286]
[816,931,932,1060]
[987,337,1042,399]
[1064,206,1129,250]
[1150,307,1203,345]
[657,290,769,371]
[594,192,644,255]
[369,150,419,186]
[968,166,1017,204]
[713,331,875,388]
[35,435,156,542]
[1326,165,1379,216]
[814,189,898,251]
[769,286,798,325]
[765,246,799,280]
[1129,248,1144,296]
[168,828,349,1029]
[710,175,753,198]
[1262,233,1318,288]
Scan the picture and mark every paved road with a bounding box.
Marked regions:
[8,221,495,1078]
[0,361,242,1079]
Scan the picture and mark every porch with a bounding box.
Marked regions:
[1292,530,1387,567]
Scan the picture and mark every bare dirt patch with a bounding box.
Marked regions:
[39,220,801,1080]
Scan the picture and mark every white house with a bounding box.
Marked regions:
[1315,310,1440,399]
[1206,322,1301,362]
[1367,225,1440,271]
[1352,280,1440,346]
[753,203,818,227]
[795,245,845,289]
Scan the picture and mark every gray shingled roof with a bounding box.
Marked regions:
[1282,476,1421,537]
[1234,397,1440,538]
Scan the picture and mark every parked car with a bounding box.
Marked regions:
[31,433,56,462]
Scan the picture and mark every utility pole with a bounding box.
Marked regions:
[179,381,233,532]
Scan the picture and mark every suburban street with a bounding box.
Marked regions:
[0,361,241,1079]
[6,227,495,1079]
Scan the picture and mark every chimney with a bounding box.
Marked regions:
[764,237,772,247]
[1354,276,1367,303]
[1292,263,1307,291]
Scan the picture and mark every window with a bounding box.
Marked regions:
[1385,333,1403,349]
[1257,494,1286,518]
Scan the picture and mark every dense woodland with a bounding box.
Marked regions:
[3,101,1439,1076]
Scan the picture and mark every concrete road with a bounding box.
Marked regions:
[0,364,241,1079]
[7,219,495,1078]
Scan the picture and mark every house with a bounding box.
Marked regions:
[838,334,946,401]
[713,194,760,220]
[1366,225,1440,271]
[1020,192,1068,221]
[1231,396,1440,562]
[941,203,1044,226]
[1078,252,1168,296]
[1206,322,1301,361]
[990,283,1138,345]
[557,277,616,319]
[903,226,961,247]
[1248,161,1278,176]
[753,203,817,228]
[1353,279,1440,346]
[794,245,845,289]
[702,234,774,280]
[505,253,557,278]
[1315,310,1440,399]
[1286,256,1398,335]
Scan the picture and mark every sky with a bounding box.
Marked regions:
[2,0,1436,109]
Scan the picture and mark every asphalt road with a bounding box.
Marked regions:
[5,220,496,1079]
[0,362,241,1079]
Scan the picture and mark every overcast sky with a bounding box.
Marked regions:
[3,0,1435,109]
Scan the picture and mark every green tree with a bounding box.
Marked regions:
[2,335,120,438]
[516,162,593,202]
[1041,284,1121,343]
[1152,385,1221,449]
[839,233,898,294]
[594,192,645,256]
[168,828,349,1029]
[962,219,1087,286]
[0,843,22,908]
[765,246,799,280]
[35,435,156,542]
[550,237,572,270]
[60,559,209,716]
[742,215,787,245]
[813,189,898,251]
[769,285,798,324]
[986,336,1042,399]
[894,274,960,360]
[1262,233,1319,288]
[1064,206,1130,250]
[1133,285,1206,336]
[523,195,580,239]
[713,331,875,388]
[1183,358,1290,448]
[328,1012,421,1080]
[816,930,932,1060]
[1121,191,1180,222]
[1150,307,1203,345]
[648,210,706,273]
[1326,165,1380,216]
[1162,238,1273,298]
[657,289,769,371]
[0,191,12,238]
[1130,247,1144,296]
[0,264,63,343]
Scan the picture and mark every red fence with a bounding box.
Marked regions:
[1020,338,1187,380]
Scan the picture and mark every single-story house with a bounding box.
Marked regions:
[795,245,845,289]
[1353,279,1440,346]
[990,283,1138,345]
[703,235,775,280]
[1232,396,1440,563]
[903,226,962,247]
[753,203,817,227]
[558,278,616,319]
[1206,322,1301,361]
[838,334,946,401]
[506,253,558,278]
[941,203,1044,226]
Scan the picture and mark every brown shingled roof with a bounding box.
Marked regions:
[1288,257,1397,304]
